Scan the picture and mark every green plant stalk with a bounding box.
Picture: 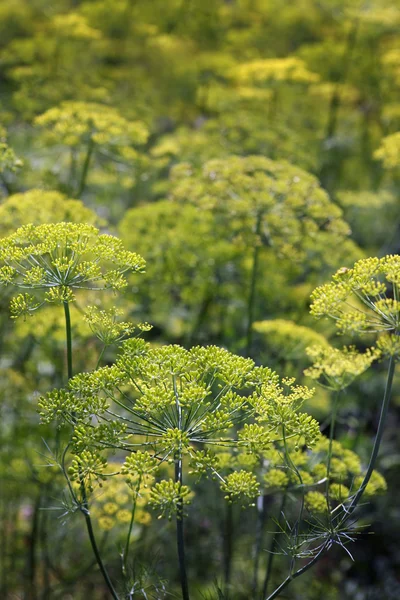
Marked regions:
[63,301,120,600]
[251,493,268,597]
[265,356,396,600]
[26,491,41,600]
[122,477,141,577]
[261,492,287,599]
[63,302,73,381]
[95,344,106,370]
[282,424,304,575]
[175,457,190,600]
[76,137,95,198]
[264,540,330,600]
[326,391,340,510]
[223,500,234,594]
[245,211,262,356]
[174,375,190,600]
[342,355,395,522]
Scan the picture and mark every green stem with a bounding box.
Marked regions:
[326,391,340,508]
[76,137,94,198]
[175,457,190,600]
[80,481,120,600]
[96,345,106,370]
[282,425,304,574]
[251,494,267,597]
[63,302,73,381]
[63,301,119,600]
[266,356,395,600]
[122,479,141,577]
[342,355,395,522]
[173,375,190,600]
[223,501,234,594]
[264,540,330,600]
[245,211,262,357]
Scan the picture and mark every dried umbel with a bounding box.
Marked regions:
[0,222,145,318]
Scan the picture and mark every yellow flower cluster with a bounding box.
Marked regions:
[35,101,149,155]
[310,256,400,340]
[233,57,319,85]
[91,473,151,532]
[374,132,400,169]
[0,189,101,237]
[305,344,378,390]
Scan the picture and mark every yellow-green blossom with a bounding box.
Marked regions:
[305,345,378,390]
[0,222,145,317]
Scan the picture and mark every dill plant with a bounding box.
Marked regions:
[170,155,354,354]
[0,221,145,600]
[34,102,149,197]
[0,219,394,599]
[37,338,322,600]
[263,255,399,600]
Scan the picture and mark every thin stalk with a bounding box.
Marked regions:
[265,356,396,600]
[326,391,340,509]
[76,137,94,198]
[173,375,190,600]
[122,478,141,577]
[342,355,395,522]
[264,540,330,600]
[175,458,190,600]
[63,301,120,600]
[63,302,73,381]
[261,492,287,599]
[251,494,268,597]
[68,148,77,196]
[95,345,106,370]
[80,481,120,600]
[26,492,41,600]
[223,501,234,594]
[245,211,262,356]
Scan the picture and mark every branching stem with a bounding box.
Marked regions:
[63,301,120,600]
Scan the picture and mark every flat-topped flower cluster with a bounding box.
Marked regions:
[0,222,145,317]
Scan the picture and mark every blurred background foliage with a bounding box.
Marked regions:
[0,0,400,598]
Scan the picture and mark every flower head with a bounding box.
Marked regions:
[0,222,145,317]
[310,256,400,340]
[305,344,379,390]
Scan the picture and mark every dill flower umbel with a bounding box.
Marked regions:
[0,189,101,236]
[304,344,379,390]
[310,256,400,342]
[374,131,400,169]
[0,222,145,318]
[38,341,321,514]
[35,101,149,158]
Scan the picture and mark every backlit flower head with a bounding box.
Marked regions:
[0,222,145,317]
[305,344,379,390]
[39,341,320,513]
[310,256,400,338]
